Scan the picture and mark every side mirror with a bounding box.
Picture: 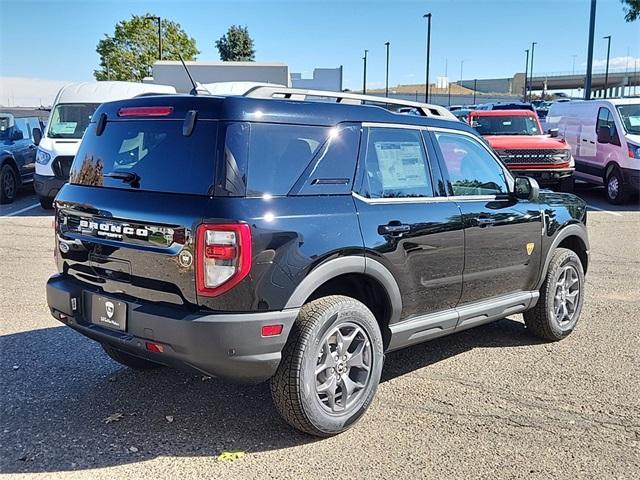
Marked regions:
[514,176,540,202]
[32,127,42,146]
[597,125,612,144]
[548,128,559,138]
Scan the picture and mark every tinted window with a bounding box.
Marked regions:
[597,107,617,136]
[247,124,328,196]
[70,120,217,195]
[14,118,39,141]
[472,115,542,135]
[434,132,508,196]
[48,103,100,139]
[363,128,433,198]
[294,124,361,195]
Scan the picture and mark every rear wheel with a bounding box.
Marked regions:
[270,295,384,437]
[0,164,18,204]
[102,343,165,370]
[524,248,585,341]
[605,167,630,204]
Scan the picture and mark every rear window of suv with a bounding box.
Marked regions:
[70,120,218,195]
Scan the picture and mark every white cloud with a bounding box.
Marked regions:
[588,56,640,69]
[0,77,79,107]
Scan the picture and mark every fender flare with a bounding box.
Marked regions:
[284,255,403,325]
[536,223,589,290]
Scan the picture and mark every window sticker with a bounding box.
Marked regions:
[374,141,428,189]
[52,122,77,134]
[628,116,640,127]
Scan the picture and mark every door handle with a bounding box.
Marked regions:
[476,217,495,227]
[378,222,411,236]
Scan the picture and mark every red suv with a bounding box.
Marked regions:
[468,109,574,191]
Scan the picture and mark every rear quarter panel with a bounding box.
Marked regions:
[198,195,363,312]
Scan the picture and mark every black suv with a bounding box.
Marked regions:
[46,88,589,437]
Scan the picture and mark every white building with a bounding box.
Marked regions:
[145,61,343,93]
[291,67,343,91]
[147,61,291,93]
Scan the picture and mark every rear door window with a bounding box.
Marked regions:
[246,124,328,196]
[70,120,217,195]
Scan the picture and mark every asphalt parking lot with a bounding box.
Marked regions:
[1,187,638,479]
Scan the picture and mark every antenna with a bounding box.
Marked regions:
[177,52,198,95]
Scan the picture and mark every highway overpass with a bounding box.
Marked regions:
[459,68,640,98]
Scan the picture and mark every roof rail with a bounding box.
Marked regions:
[243,86,457,120]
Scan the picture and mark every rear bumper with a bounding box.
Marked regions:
[34,173,65,199]
[46,274,298,383]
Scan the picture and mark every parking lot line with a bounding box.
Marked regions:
[1,203,41,217]
[587,204,622,217]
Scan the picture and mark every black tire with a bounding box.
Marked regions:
[558,176,574,193]
[39,196,54,210]
[102,343,165,370]
[524,248,585,341]
[270,295,384,437]
[605,167,630,205]
[0,164,18,204]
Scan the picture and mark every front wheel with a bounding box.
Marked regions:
[606,168,630,204]
[524,248,585,341]
[39,196,54,210]
[0,164,18,204]
[558,176,574,193]
[270,295,384,437]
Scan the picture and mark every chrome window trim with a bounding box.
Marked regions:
[352,191,499,205]
[361,122,425,130]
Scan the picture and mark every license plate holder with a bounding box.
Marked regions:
[90,295,127,331]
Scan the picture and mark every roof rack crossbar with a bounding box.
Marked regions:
[242,86,457,120]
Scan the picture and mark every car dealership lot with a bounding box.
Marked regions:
[1,189,638,479]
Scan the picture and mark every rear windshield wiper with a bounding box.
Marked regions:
[104,171,140,187]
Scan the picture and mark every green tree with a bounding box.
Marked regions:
[215,25,255,61]
[94,14,199,81]
[621,0,640,21]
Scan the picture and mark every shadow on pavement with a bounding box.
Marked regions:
[572,183,640,213]
[0,318,541,473]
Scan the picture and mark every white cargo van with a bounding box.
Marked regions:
[546,99,639,204]
[34,81,176,208]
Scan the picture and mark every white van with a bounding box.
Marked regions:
[546,99,639,204]
[34,81,176,208]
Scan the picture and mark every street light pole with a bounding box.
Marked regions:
[144,16,162,60]
[603,35,611,98]
[529,42,537,101]
[385,42,390,97]
[423,13,432,103]
[524,49,529,101]
[362,49,368,95]
[473,79,477,104]
[584,0,597,100]
[571,54,577,97]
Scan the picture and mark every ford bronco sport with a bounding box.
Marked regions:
[47,87,589,437]
[468,109,575,192]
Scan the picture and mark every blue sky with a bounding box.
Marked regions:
[1,0,639,104]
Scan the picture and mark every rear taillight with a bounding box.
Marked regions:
[195,223,252,297]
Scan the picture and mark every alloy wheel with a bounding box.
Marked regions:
[552,265,580,327]
[314,322,372,414]
[2,169,15,200]
[608,175,619,200]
